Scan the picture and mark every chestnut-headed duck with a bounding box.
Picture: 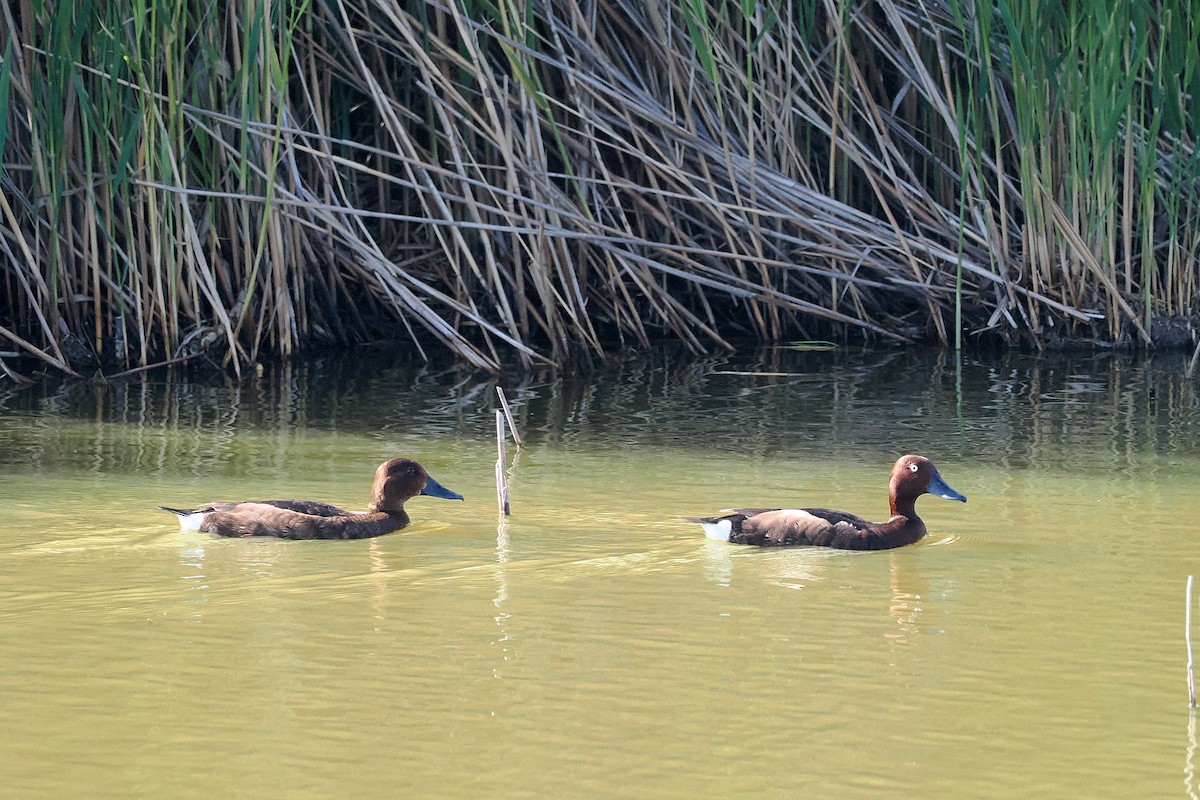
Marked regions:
[159,457,463,540]
[685,455,965,550]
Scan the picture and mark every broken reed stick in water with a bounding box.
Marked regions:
[1189,576,1196,708]
[496,387,522,447]
[495,410,510,516]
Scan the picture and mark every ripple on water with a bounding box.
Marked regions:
[2,347,1199,800]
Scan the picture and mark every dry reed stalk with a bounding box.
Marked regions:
[496,387,522,448]
[1,0,1197,379]
[1189,575,1196,708]
[495,410,510,516]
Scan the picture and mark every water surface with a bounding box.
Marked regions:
[2,346,1199,798]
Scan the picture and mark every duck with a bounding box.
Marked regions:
[159,457,463,540]
[684,454,965,550]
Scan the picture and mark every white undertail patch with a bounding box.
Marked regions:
[177,512,206,531]
[699,519,733,542]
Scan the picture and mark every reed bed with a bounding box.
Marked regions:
[1,0,1197,377]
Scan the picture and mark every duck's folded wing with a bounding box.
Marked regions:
[250,499,349,516]
[734,507,879,548]
[202,502,404,540]
[200,503,357,538]
[725,507,782,517]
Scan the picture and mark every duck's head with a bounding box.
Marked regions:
[889,454,966,514]
[369,458,464,513]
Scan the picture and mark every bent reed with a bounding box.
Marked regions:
[1,0,1197,378]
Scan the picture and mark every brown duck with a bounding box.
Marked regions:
[159,457,463,540]
[685,455,966,550]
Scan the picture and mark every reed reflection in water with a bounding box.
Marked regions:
[1,346,1197,474]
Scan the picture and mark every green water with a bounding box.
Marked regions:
[2,346,1199,798]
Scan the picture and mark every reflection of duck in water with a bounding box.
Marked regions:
[685,455,966,550]
[159,458,463,540]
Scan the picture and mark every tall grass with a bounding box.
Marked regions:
[1,0,1197,378]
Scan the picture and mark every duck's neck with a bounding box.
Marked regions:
[367,502,409,520]
[891,493,919,519]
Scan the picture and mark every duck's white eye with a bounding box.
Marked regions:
[908,462,919,472]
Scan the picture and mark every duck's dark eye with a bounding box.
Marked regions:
[908,463,919,473]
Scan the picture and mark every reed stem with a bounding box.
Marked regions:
[495,410,510,517]
[1188,575,1196,709]
[1,0,1196,377]
[496,387,522,448]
